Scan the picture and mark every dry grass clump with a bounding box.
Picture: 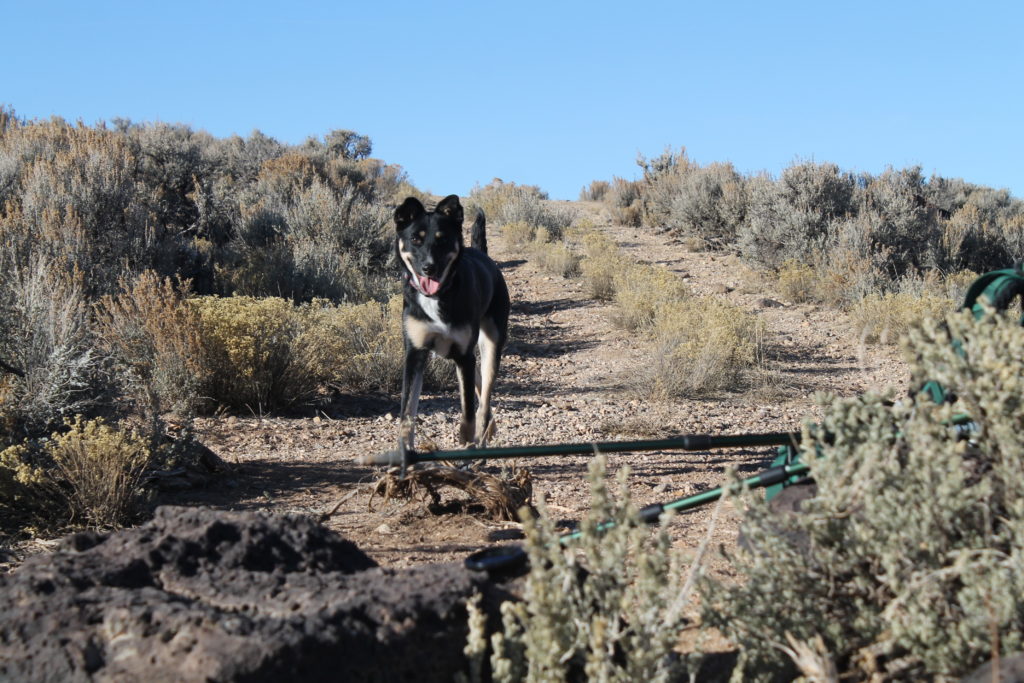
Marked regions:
[579,232,624,301]
[575,227,763,396]
[501,221,538,247]
[534,242,582,279]
[699,309,1024,679]
[46,417,152,528]
[606,177,643,227]
[463,456,696,682]
[528,226,582,279]
[775,259,818,303]
[610,262,689,331]
[643,297,765,397]
[1,417,153,531]
[810,248,886,310]
[849,291,952,345]
[371,465,532,522]
[578,180,610,202]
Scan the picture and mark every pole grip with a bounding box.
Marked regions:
[755,466,790,487]
[638,502,665,525]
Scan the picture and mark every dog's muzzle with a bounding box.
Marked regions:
[402,247,460,298]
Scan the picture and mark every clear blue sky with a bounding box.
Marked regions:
[6,0,1022,200]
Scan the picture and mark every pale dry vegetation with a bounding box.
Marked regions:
[464,308,1024,681]
[575,230,766,397]
[0,107,414,531]
[590,147,1024,344]
[699,308,1024,679]
[463,457,697,682]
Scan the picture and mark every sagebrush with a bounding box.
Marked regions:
[699,308,1024,680]
[463,456,695,682]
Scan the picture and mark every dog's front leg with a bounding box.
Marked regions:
[475,322,502,447]
[455,354,477,445]
[400,347,429,450]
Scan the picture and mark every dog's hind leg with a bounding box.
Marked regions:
[455,354,477,445]
[400,347,429,450]
[475,318,503,446]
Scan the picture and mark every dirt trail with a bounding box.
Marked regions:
[162,203,909,572]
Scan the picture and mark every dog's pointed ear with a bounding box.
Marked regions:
[435,194,464,224]
[395,197,425,230]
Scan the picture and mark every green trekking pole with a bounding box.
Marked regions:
[465,458,812,572]
[559,459,812,542]
[361,431,800,477]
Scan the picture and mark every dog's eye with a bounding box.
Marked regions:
[435,231,443,239]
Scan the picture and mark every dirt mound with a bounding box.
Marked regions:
[0,506,512,682]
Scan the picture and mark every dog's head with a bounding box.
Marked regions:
[394,194,464,297]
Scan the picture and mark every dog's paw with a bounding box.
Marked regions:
[459,419,475,445]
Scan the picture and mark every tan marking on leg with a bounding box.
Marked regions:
[401,371,424,450]
[475,319,501,446]
[404,316,432,349]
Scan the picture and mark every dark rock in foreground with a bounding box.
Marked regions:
[0,506,509,682]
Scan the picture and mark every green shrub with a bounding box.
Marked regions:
[677,162,746,247]
[2,415,154,531]
[193,294,453,410]
[0,115,403,304]
[301,294,455,395]
[637,146,692,228]
[699,308,1024,680]
[191,295,316,411]
[225,173,392,302]
[0,439,60,532]
[465,456,692,682]
[300,295,405,394]
[738,162,856,270]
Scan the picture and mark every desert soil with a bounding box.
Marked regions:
[157,200,909,580]
[1,199,916,656]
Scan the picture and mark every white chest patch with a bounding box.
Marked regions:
[405,294,473,357]
[417,293,442,323]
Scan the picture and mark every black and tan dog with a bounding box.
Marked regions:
[394,194,510,451]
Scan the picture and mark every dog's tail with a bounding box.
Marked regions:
[470,210,487,254]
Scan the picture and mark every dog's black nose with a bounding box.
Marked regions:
[422,262,437,276]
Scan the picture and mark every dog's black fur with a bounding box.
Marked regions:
[394,194,510,449]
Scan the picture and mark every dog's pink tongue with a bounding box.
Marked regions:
[419,275,442,295]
